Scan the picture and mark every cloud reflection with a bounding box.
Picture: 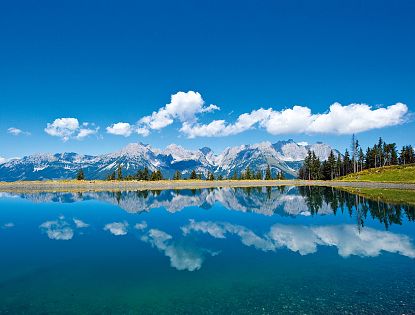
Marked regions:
[182,220,415,258]
[39,216,89,240]
[141,228,215,271]
[39,216,74,240]
[104,221,129,236]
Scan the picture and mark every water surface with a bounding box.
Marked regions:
[0,186,414,314]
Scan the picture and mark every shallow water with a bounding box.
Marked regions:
[0,186,414,314]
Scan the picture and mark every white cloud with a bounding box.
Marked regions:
[106,91,219,137]
[182,220,415,258]
[104,221,128,236]
[179,102,409,138]
[106,122,133,137]
[45,118,99,141]
[7,127,30,136]
[75,127,99,140]
[297,141,308,146]
[105,91,408,138]
[307,102,409,134]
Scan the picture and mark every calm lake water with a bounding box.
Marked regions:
[0,186,414,314]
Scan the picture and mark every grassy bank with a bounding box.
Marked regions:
[339,164,415,183]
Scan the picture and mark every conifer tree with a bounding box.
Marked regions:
[190,170,197,180]
[76,169,85,180]
[265,165,272,180]
[173,170,181,180]
[231,170,238,180]
[117,165,123,180]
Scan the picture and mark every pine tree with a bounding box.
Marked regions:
[343,150,352,175]
[336,153,342,177]
[190,170,197,180]
[245,166,252,180]
[173,170,182,180]
[265,165,272,180]
[76,169,85,180]
[107,171,116,180]
[255,170,262,180]
[117,165,123,180]
[142,167,150,181]
[231,170,238,180]
[327,150,336,180]
[207,171,215,181]
[358,148,365,172]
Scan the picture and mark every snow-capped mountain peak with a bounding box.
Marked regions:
[0,140,338,181]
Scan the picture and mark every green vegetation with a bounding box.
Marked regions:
[101,164,286,182]
[339,164,415,183]
[76,169,85,180]
[299,136,415,182]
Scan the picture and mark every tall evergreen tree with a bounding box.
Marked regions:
[189,170,197,180]
[265,165,272,180]
[117,165,123,180]
[173,170,182,180]
[76,169,85,180]
[231,170,238,180]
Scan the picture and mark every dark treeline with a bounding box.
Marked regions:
[299,136,415,180]
[106,165,163,181]
[99,164,286,181]
[297,186,415,229]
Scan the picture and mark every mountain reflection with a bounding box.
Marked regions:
[12,187,415,229]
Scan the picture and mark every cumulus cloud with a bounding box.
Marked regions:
[106,91,219,137]
[105,91,408,138]
[7,127,30,136]
[104,221,129,236]
[182,220,415,258]
[181,102,409,138]
[44,118,99,141]
[141,228,215,271]
[106,122,134,137]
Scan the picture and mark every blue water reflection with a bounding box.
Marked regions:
[0,187,414,313]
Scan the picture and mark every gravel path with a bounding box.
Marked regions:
[0,180,414,193]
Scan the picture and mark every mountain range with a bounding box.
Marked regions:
[0,139,338,181]
[4,187,334,217]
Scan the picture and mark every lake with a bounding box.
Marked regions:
[0,186,414,314]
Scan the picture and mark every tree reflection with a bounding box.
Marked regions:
[298,186,414,229]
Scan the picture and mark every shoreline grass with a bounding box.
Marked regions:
[339,164,415,183]
[1,179,415,193]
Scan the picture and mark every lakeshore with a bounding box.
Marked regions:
[1,179,415,193]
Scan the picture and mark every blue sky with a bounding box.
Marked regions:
[1,0,414,158]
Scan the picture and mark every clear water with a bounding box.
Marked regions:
[0,186,414,314]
